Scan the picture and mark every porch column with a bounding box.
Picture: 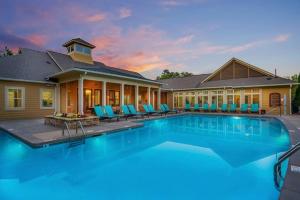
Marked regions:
[172,92,175,109]
[120,83,125,106]
[102,81,106,106]
[240,89,245,104]
[147,87,151,105]
[78,77,84,115]
[158,88,161,107]
[135,85,139,111]
[55,84,60,113]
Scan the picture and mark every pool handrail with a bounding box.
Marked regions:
[274,142,300,189]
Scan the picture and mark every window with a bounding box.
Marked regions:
[107,90,120,106]
[94,89,102,106]
[270,93,281,107]
[40,88,55,109]
[75,44,91,55]
[5,87,25,110]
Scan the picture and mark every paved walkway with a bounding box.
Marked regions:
[278,115,300,200]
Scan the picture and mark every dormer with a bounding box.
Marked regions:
[63,38,95,64]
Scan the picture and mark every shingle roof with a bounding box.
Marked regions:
[159,74,210,90]
[62,38,95,49]
[198,76,294,88]
[48,51,148,80]
[0,48,60,82]
[160,74,294,90]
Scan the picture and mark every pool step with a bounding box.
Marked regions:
[68,138,85,147]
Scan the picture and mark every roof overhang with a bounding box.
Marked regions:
[0,77,57,85]
[48,68,163,85]
[166,82,298,91]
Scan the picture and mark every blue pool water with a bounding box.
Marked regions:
[0,115,290,200]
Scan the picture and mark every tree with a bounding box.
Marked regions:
[292,73,300,113]
[156,69,193,80]
[0,46,14,57]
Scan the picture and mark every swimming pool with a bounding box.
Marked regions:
[0,114,290,200]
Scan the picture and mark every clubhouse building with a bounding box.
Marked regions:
[0,38,295,119]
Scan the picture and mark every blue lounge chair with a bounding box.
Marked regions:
[221,104,228,112]
[160,104,168,114]
[193,103,200,112]
[241,104,249,113]
[229,104,237,112]
[128,104,146,118]
[143,104,156,115]
[149,104,164,115]
[94,105,109,120]
[210,104,217,112]
[121,105,132,119]
[203,103,209,112]
[104,105,122,120]
[163,104,178,114]
[250,104,259,113]
[184,103,191,111]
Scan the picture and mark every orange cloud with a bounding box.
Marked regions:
[86,13,106,22]
[25,34,48,46]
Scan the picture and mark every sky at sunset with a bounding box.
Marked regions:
[1,0,300,79]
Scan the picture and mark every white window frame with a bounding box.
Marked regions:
[5,86,25,111]
[40,88,55,109]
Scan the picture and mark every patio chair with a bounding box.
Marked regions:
[149,104,165,115]
[241,104,249,113]
[128,104,146,118]
[210,104,217,112]
[104,105,122,121]
[250,104,259,113]
[229,104,237,112]
[94,105,109,120]
[121,105,133,119]
[143,104,156,115]
[221,104,228,112]
[203,103,209,112]
[193,103,200,112]
[163,104,178,114]
[160,104,168,114]
[184,103,191,111]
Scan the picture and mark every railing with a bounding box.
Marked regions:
[62,121,87,146]
[274,142,300,189]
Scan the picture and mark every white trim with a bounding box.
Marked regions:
[168,83,296,92]
[49,68,162,85]
[78,77,84,114]
[289,85,292,115]
[5,86,25,111]
[0,77,56,84]
[40,88,55,109]
[55,84,60,112]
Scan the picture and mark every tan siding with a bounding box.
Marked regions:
[0,81,56,120]
[220,63,234,80]
[249,68,264,77]
[261,87,291,115]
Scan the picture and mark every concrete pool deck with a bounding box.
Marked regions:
[0,112,299,199]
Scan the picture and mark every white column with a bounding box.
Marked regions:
[208,91,212,105]
[102,81,106,106]
[289,85,292,115]
[120,83,125,106]
[240,89,245,104]
[223,90,227,104]
[135,85,139,111]
[55,84,60,113]
[78,77,84,115]
[158,88,161,107]
[172,92,175,109]
[195,92,198,104]
[259,88,263,109]
[147,87,151,105]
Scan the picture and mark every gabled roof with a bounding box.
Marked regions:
[159,58,295,90]
[47,51,152,81]
[201,57,274,83]
[62,38,96,49]
[159,74,210,90]
[0,48,60,83]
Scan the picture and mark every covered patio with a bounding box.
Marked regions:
[52,69,162,115]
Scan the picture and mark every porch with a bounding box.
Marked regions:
[58,78,162,115]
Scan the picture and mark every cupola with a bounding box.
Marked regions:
[63,38,95,64]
